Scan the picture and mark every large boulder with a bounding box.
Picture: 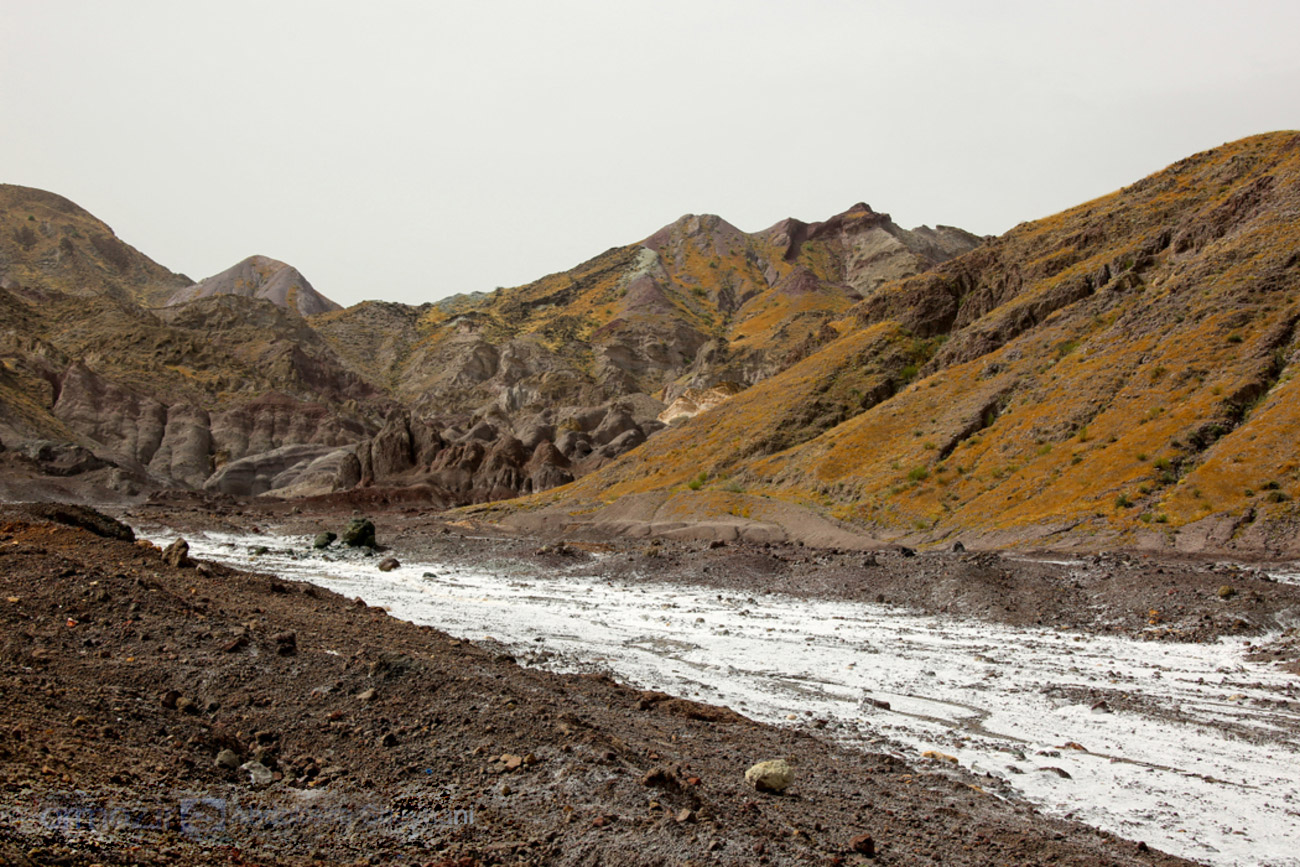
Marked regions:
[745,759,794,793]
[22,441,112,477]
[162,538,191,568]
[266,446,362,498]
[342,517,376,548]
[202,443,340,497]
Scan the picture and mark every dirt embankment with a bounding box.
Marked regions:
[0,502,1204,866]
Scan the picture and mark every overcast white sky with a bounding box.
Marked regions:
[4,1,1299,307]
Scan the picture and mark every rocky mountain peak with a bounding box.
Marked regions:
[168,254,342,317]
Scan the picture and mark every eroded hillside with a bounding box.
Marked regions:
[510,132,1300,556]
[0,182,978,505]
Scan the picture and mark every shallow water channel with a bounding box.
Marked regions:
[152,531,1300,867]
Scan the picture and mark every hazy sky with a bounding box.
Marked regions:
[4,1,1299,307]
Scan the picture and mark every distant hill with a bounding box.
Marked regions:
[169,255,342,317]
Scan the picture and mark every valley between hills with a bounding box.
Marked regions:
[1,133,1299,866]
[2,133,1300,557]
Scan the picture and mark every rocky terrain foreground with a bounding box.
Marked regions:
[0,501,1228,867]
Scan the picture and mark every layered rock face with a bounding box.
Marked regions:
[316,203,981,499]
[351,398,666,504]
[0,181,979,502]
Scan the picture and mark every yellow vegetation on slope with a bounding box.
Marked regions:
[529,132,1300,550]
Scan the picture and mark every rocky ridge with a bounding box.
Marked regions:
[502,132,1300,556]
[6,134,1300,556]
[0,183,979,506]
[167,254,342,316]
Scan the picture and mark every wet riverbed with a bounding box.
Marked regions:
[151,531,1300,867]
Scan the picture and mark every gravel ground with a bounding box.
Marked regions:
[0,500,1217,866]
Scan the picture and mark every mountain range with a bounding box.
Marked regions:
[2,131,1298,555]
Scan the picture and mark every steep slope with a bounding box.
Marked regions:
[0,280,386,498]
[315,205,980,501]
[512,132,1300,556]
[169,254,342,316]
[0,183,191,306]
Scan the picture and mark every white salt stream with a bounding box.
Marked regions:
[148,531,1300,867]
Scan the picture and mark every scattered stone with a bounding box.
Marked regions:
[313,531,337,550]
[744,759,794,793]
[240,760,273,787]
[162,538,191,569]
[922,750,958,764]
[357,688,376,702]
[377,557,400,572]
[175,696,197,714]
[215,749,241,770]
[850,833,875,856]
[342,518,377,549]
[502,753,523,771]
[222,634,249,653]
[1218,585,1237,599]
[161,689,180,709]
[641,767,673,788]
[951,541,966,552]
[1090,700,1112,714]
[272,631,297,656]
[862,553,879,568]
[1037,766,1073,779]
[379,732,398,748]
[675,808,695,824]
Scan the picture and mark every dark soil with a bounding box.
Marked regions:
[0,500,1213,866]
